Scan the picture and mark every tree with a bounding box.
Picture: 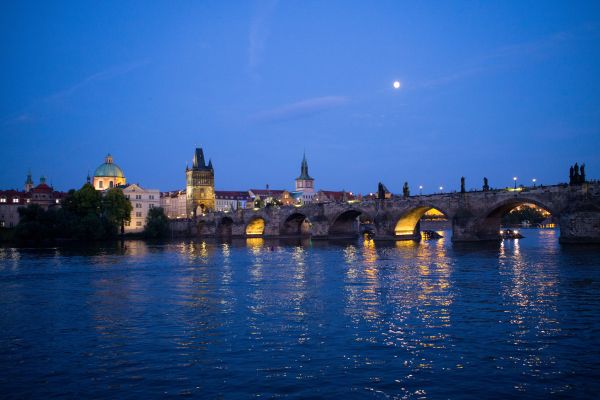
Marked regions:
[102,188,132,236]
[144,207,169,238]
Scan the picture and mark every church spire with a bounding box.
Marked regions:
[297,152,313,180]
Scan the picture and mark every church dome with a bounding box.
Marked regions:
[94,154,125,178]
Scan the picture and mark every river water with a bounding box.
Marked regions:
[1,229,599,399]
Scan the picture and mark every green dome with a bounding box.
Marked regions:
[94,154,125,178]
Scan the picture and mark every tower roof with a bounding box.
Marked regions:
[191,147,213,171]
[296,152,313,180]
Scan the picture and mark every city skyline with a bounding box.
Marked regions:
[2,1,600,193]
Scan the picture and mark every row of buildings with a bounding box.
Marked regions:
[1,146,356,233]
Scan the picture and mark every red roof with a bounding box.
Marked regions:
[32,183,53,193]
[215,190,250,200]
[250,189,287,196]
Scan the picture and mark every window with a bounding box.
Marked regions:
[12,198,18,203]
[55,199,60,204]
[0,221,4,227]
[0,198,5,203]
[125,221,130,226]
[136,221,142,227]
[27,199,31,203]
[136,212,142,217]
[99,181,103,189]
[135,195,141,200]
[126,195,130,199]
[149,195,154,200]
[136,203,142,208]
[149,204,155,209]
[109,181,114,188]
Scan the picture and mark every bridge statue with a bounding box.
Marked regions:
[461,177,465,193]
[483,177,489,191]
[403,182,410,198]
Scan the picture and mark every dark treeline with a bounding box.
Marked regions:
[12,183,170,243]
[13,183,168,243]
[14,183,132,243]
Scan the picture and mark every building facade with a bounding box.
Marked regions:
[160,190,187,219]
[249,189,293,207]
[186,147,215,216]
[294,153,316,204]
[122,183,160,232]
[215,191,251,211]
[0,175,65,228]
[93,154,126,190]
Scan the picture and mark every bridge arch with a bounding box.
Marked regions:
[476,197,557,240]
[393,205,450,239]
[328,209,369,238]
[281,212,312,236]
[245,216,266,236]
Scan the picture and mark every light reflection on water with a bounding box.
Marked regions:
[0,229,599,398]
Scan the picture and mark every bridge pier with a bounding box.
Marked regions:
[559,209,600,243]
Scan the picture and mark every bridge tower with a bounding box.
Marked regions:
[186,147,215,216]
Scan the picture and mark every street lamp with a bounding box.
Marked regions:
[439,186,444,193]
[532,178,537,187]
[419,185,423,195]
[513,176,517,190]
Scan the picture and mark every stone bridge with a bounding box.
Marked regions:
[169,183,600,243]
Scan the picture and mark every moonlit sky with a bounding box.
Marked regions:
[2,1,600,194]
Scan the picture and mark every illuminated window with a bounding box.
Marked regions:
[55,199,60,204]
[12,198,18,203]
[0,198,6,203]
[136,221,142,227]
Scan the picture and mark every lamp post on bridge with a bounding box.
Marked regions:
[419,185,423,195]
[532,178,537,188]
[513,177,517,190]
[439,186,444,194]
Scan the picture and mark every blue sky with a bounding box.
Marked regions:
[2,1,600,194]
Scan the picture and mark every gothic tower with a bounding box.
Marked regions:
[186,147,215,216]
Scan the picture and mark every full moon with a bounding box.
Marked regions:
[393,80,401,89]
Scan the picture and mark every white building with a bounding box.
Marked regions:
[122,183,160,232]
[160,190,187,219]
[215,191,251,211]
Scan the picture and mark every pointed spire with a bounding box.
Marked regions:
[86,171,91,184]
[25,169,33,185]
[192,147,206,169]
[297,152,313,180]
[208,158,213,170]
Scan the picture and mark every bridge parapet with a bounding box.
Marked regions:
[167,182,600,243]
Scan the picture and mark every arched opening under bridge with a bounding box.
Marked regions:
[281,213,311,236]
[394,206,449,240]
[245,217,266,236]
[479,200,555,240]
[217,216,233,237]
[329,210,362,238]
